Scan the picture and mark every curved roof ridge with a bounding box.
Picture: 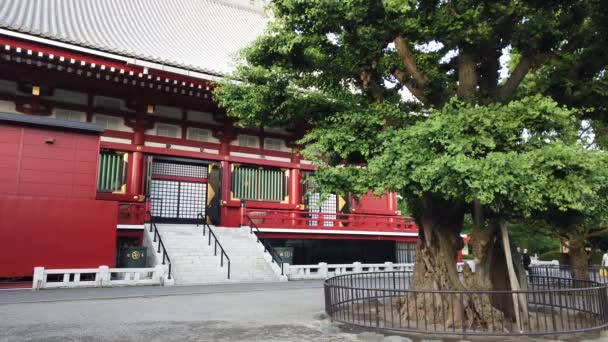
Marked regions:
[211,0,269,16]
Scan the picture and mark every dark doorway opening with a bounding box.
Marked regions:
[265,239,397,265]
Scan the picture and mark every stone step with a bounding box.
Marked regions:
[146,223,282,285]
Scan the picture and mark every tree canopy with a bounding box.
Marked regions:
[216,0,608,221]
[215,0,608,307]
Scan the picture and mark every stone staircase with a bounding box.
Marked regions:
[148,224,284,285]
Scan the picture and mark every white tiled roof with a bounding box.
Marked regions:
[0,0,269,76]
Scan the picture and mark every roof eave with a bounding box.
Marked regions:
[0,112,105,134]
[0,28,226,82]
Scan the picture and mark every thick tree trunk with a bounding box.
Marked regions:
[457,52,477,99]
[400,195,504,330]
[401,203,466,328]
[568,239,589,284]
[399,195,464,326]
[410,194,464,292]
[461,221,508,330]
[464,222,499,290]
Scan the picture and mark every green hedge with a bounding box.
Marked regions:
[538,250,563,262]
[589,252,603,265]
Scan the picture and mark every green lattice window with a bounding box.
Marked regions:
[97,151,127,193]
[231,165,288,202]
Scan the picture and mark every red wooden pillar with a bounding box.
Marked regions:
[289,153,301,227]
[388,192,397,228]
[128,111,145,200]
[219,124,234,225]
[290,153,301,208]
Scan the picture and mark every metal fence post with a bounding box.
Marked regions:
[375,289,380,333]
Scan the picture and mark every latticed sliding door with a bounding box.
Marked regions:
[301,171,338,227]
[307,193,337,227]
[148,158,208,223]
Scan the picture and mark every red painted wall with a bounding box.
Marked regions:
[353,191,397,215]
[0,124,99,198]
[0,122,117,277]
[0,195,117,277]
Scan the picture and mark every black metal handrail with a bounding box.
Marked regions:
[197,213,231,279]
[244,214,285,276]
[147,211,172,280]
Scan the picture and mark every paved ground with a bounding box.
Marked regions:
[0,281,606,342]
[0,281,354,342]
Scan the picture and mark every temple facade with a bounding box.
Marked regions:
[0,0,418,279]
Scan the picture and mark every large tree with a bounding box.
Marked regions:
[215,0,608,328]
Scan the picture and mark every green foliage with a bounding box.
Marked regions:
[538,250,565,262]
[508,222,560,255]
[214,0,608,241]
[305,96,608,224]
[462,253,474,260]
[397,197,412,217]
[589,252,603,265]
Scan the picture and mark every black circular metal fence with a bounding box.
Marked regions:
[324,271,608,337]
[530,264,608,284]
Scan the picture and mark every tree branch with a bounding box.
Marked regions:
[394,36,428,88]
[478,47,501,104]
[497,55,532,100]
[578,124,592,140]
[586,227,608,239]
[393,69,429,105]
[359,70,384,102]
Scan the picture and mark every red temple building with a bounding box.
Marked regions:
[0,0,419,283]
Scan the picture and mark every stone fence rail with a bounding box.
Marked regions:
[285,259,559,280]
[32,265,170,290]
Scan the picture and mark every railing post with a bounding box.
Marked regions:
[32,267,45,290]
[153,265,164,283]
[375,289,380,332]
[460,292,466,338]
[318,262,328,279]
[99,265,110,287]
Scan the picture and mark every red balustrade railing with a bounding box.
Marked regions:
[244,208,417,233]
[117,202,147,225]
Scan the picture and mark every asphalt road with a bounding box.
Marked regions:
[0,280,353,342]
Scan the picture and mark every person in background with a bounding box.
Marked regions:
[600,252,608,278]
[522,248,531,271]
